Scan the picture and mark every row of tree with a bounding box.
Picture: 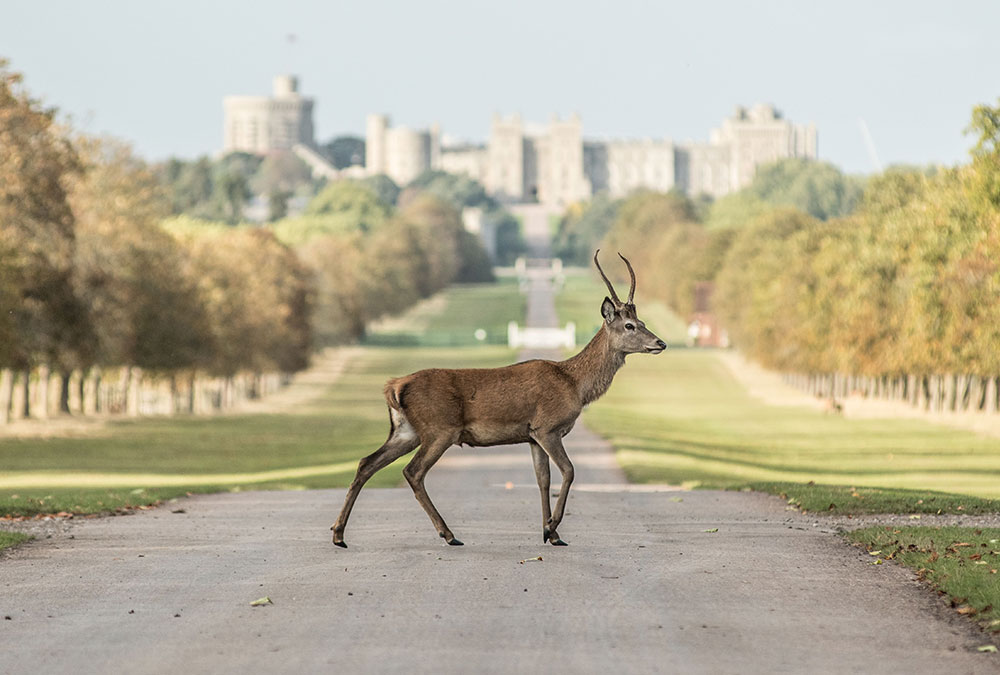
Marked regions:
[0,62,497,422]
[590,100,1000,413]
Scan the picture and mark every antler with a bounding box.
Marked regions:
[618,252,636,304]
[593,249,622,305]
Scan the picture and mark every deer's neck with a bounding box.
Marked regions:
[561,326,625,406]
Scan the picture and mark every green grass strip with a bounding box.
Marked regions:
[743,482,1000,516]
[0,531,31,552]
[847,526,1000,631]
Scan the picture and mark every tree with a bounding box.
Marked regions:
[554,194,619,265]
[321,136,365,169]
[250,150,311,196]
[745,158,865,221]
[362,174,400,206]
[70,136,211,376]
[967,98,1000,208]
[304,180,392,230]
[0,60,85,379]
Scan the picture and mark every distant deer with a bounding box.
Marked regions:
[331,251,666,548]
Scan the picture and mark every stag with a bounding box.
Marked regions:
[331,251,665,547]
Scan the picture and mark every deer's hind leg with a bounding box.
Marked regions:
[331,408,420,547]
[403,432,462,545]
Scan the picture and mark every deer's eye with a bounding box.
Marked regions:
[625,323,635,331]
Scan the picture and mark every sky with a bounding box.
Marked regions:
[2,0,997,174]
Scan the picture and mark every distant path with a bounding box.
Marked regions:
[1,256,996,672]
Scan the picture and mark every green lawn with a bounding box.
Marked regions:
[0,280,523,519]
[364,278,525,346]
[552,283,1000,505]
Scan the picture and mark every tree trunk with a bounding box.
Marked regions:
[19,370,30,418]
[84,368,98,416]
[36,365,50,420]
[124,367,139,417]
[0,368,13,424]
[59,369,72,415]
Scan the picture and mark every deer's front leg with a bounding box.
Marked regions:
[529,441,552,543]
[533,432,574,546]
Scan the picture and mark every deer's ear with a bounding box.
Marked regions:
[601,297,616,323]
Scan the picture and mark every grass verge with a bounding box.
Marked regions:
[847,526,1000,633]
[0,531,31,552]
[744,482,1000,516]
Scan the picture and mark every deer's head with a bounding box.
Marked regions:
[594,250,666,355]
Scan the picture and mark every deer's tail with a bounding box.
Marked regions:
[383,378,408,411]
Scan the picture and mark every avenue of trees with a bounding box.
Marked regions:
[0,63,498,423]
[584,100,1000,414]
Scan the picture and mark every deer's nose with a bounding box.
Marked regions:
[655,339,666,350]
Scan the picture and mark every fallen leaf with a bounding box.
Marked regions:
[504,482,514,490]
[977,645,997,653]
[518,556,543,564]
[871,559,883,565]
[250,596,272,607]
[868,550,882,556]
[957,605,978,615]
[703,528,718,533]
[954,542,972,548]
[669,497,683,503]
[909,515,922,520]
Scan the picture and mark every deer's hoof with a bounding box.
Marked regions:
[447,538,464,546]
[550,538,568,546]
[543,528,551,543]
[333,540,347,548]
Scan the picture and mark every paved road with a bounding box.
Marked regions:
[2,248,997,673]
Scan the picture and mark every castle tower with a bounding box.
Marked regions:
[486,113,525,202]
[365,114,389,175]
[222,75,314,154]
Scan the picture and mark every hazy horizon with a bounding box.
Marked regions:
[3,0,997,174]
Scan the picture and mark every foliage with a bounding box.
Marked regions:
[744,158,865,220]
[584,102,1000,381]
[156,150,313,223]
[553,194,619,265]
[407,170,495,209]
[176,228,313,375]
[249,150,311,196]
[362,173,400,206]
[302,180,392,230]
[0,59,83,370]
[320,135,365,169]
[70,136,211,372]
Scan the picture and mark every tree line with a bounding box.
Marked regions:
[0,62,497,422]
[559,100,1000,414]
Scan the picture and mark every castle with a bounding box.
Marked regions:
[223,76,817,205]
[368,104,816,205]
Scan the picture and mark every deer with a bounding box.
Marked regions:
[331,250,666,548]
